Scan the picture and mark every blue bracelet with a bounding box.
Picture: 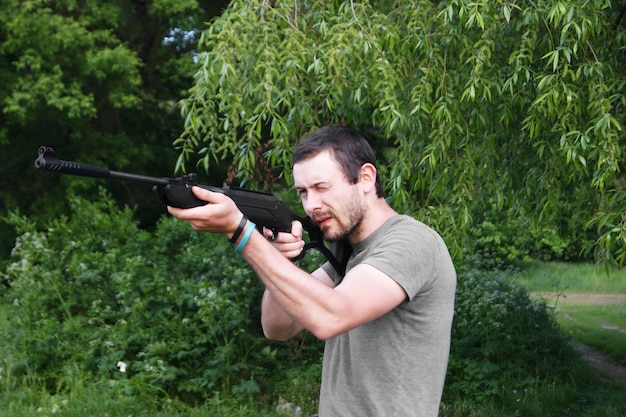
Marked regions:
[235,221,256,253]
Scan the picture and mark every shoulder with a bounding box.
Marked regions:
[358,215,454,297]
[373,215,443,249]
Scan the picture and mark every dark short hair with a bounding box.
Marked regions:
[293,125,383,197]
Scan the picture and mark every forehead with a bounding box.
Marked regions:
[293,150,343,186]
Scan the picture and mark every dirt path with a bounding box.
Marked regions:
[534,292,626,305]
[572,342,626,386]
[533,292,626,386]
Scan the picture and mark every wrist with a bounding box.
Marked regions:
[228,215,248,244]
[235,221,256,253]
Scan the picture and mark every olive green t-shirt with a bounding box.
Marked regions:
[319,215,456,417]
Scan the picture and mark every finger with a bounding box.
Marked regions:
[264,228,292,243]
[191,186,223,203]
[167,200,206,218]
[275,240,306,259]
[291,220,303,240]
[263,227,275,239]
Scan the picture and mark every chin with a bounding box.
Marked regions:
[321,229,336,242]
[322,229,347,243]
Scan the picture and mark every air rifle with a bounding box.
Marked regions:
[34,146,350,276]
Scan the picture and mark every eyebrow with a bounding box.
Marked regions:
[294,180,331,191]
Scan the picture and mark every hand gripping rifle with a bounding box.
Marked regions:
[35,146,350,276]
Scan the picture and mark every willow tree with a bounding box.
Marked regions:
[178,0,625,266]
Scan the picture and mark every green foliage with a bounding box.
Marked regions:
[0,0,229,258]
[588,188,626,266]
[446,269,580,402]
[1,0,138,124]
[464,201,575,270]
[0,377,282,417]
[513,260,626,294]
[1,193,623,416]
[178,0,626,267]
[1,189,277,403]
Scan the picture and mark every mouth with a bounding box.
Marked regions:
[312,214,332,228]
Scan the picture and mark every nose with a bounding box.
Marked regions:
[302,190,322,214]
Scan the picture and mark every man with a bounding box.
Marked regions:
[169,124,456,417]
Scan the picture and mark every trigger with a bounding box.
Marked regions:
[267,228,279,241]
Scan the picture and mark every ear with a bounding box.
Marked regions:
[358,163,377,194]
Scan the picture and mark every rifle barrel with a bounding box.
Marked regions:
[35,146,168,186]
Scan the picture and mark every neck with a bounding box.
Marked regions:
[348,198,397,244]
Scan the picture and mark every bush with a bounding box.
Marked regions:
[1,190,279,404]
[465,218,570,271]
[444,269,581,403]
[462,195,597,270]
[1,190,589,413]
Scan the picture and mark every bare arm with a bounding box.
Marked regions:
[261,268,333,340]
[243,228,407,340]
[244,234,406,340]
[169,187,407,341]
[260,220,334,340]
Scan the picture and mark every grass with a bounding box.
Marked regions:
[511,260,626,364]
[551,301,626,363]
[440,377,626,417]
[0,383,279,417]
[512,261,626,294]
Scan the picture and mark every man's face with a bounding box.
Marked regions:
[293,150,365,242]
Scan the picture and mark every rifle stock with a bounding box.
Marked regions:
[35,146,350,275]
